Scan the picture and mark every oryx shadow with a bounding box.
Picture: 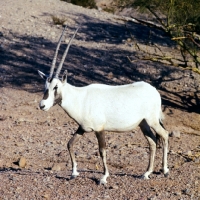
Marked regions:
[0,11,199,114]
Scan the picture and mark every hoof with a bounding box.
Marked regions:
[99,179,107,185]
[141,175,150,180]
[70,175,78,180]
[164,172,169,177]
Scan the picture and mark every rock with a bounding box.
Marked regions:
[18,118,26,122]
[173,162,181,169]
[18,157,27,168]
[148,196,157,200]
[15,142,25,147]
[0,115,7,121]
[170,130,181,138]
[177,150,182,154]
[126,38,132,43]
[52,163,61,171]
[195,157,200,163]
[187,150,192,156]
[174,191,182,196]
[98,7,102,11]
[125,143,132,148]
[169,150,176,155]
[182,188,191,195]
[65,39,70,43]
[109,185,119,189]
[42,193,50,199]
[0,159,4,167]
[103,195,111,199]
[108,72,113,78]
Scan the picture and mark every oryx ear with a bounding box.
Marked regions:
[38,70,47,80]
[62,70,68,83]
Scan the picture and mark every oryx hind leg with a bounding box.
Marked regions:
[150,121,169,177]
[139,119,157,179]
[67,126,84,178]
[95,131,109,185]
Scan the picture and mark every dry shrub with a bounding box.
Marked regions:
[51,15,67,25]
[61,0,97,9]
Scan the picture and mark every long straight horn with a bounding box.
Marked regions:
[54,26,80,78]
[49,25,67,78]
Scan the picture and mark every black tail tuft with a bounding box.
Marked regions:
[159,119,166,130]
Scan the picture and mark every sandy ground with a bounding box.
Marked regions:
[0,0,200,199]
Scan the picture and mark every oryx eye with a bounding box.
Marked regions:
[53,85,58,90]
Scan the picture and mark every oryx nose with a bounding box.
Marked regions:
[40,105,45,110]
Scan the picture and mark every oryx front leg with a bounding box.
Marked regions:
[67,126,84,179]
[140,120,157,179]
[95,131,109,185]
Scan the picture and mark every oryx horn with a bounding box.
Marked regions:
[54,26,80,78]
[49,25,67,79]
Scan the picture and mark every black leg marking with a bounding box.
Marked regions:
[67,126,85,178]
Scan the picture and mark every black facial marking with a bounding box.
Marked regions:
[53,85,58,90]
[53,97,62,106]
[53,85,58,96]
[43,89,49,100]
[54,89,57,97]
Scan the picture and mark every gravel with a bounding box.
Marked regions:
[0,0,199,199]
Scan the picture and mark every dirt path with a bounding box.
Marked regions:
[0,0,199,199]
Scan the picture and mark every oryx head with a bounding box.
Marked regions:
[38,26,79,111]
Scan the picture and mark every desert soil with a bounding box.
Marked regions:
[0,0,200,199]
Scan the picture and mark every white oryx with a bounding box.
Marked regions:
[38,26,169,185]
